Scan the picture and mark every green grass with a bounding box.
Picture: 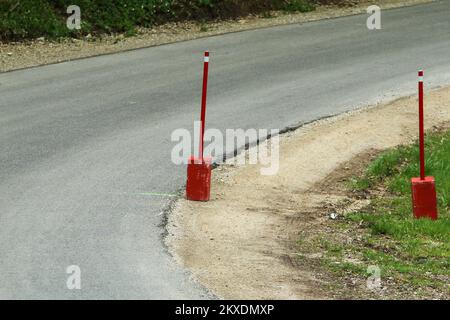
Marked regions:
[352,131,450,206]
[345,129,450,291]
[297,130,450,297]
[352,129,450,212]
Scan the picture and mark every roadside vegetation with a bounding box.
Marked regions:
[0,0,331,41]
[347,129,449,289]
[298,129,450,298]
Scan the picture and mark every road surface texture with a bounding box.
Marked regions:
[1,1,450,299]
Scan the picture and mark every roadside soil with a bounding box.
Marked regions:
[166,85,450,299]
[0,0,432,73]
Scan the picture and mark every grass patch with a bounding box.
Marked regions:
[352,130,450,204]
[298,129,450,298]
[346,129,450,293]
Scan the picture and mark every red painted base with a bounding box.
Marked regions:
[186,156,212,202]
[411,176,438,220]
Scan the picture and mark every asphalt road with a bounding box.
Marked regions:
[1,1,450,299]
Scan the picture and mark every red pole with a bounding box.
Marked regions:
[418,70,425,180]
[199,51,210,161]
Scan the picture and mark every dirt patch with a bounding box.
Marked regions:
[0,0,432,73]
[166,85,450,299]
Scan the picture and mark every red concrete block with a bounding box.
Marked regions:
[186,156,212,201]
[411,176,438,220]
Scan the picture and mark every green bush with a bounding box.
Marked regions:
[0,0,319,40]
[282,0,315,12]
[53,0,174,32]
[0,0,67,40]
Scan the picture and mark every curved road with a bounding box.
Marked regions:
[1,1,450,299]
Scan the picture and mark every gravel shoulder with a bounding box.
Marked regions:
[0,0,432,73]
[166,85,450,300]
